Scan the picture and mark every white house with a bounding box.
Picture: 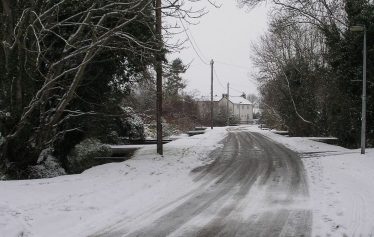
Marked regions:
[218,95,253,124]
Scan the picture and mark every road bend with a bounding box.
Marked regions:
[93,130,312,237]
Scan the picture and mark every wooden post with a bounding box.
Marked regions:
[155,0,163,155]
[210,59,214,129]
[227,83,230,126]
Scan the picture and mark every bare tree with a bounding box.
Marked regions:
[252,19,329,134]
[239,0,347,30]
[0,0,215,173]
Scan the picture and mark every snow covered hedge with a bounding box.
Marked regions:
[26,148,66,179]
[120,107,145,140]
[95,106,145,144]
[144,122,181,139]
[0,165,6,180]
[67,138,112,173]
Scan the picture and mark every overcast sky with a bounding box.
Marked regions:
[169,1,269,98]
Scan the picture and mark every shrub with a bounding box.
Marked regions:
[67,139,112,173]
[25,148,66,179]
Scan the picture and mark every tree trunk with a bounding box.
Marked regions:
[49,48,97,127]
[16,46,23,116]
[1,0,13,87]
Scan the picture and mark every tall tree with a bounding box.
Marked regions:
[0,0,159,175]
[242,0,374,146]
[164,58,187,97]
[0,0,215,177]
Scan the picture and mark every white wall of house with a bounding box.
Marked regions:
[235,103,253,123]
[218,97,253,123]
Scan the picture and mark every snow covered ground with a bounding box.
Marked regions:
[243,126,374,237]
[0,128,228,237]
[0,125,373,237]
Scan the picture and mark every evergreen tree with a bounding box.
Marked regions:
[164,58,187,97]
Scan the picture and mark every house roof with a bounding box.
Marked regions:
[198,95,253,105]
[227,96,252,105]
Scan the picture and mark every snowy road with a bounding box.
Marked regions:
[94,130,311,237]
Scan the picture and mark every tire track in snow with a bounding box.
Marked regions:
[92,130,312,237]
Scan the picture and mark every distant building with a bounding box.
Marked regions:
[197,94,253,124]
[219,95,253,124]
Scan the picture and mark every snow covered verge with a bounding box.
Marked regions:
[244,125,374,237]
[0,127,228,237]
[2,125,373,237]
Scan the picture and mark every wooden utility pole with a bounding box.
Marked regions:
[155,0,163,155]
[210,59,214,129]
[350,25,367,155]
[361,27,367,154]
[227,82,230,126]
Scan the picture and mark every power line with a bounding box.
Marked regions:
[177,13,209,66]
[229,86,244,94]
[179,18,208,63]
[214,67,245,95]
[214,68,247,96]
[176,13,253,97]
[216,60,259,85]
[215,60,249,70]
[213,68,226,90]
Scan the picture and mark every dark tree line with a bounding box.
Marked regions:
[0,0,207,178]
[0,0,160,177]
[242,0,374,148]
